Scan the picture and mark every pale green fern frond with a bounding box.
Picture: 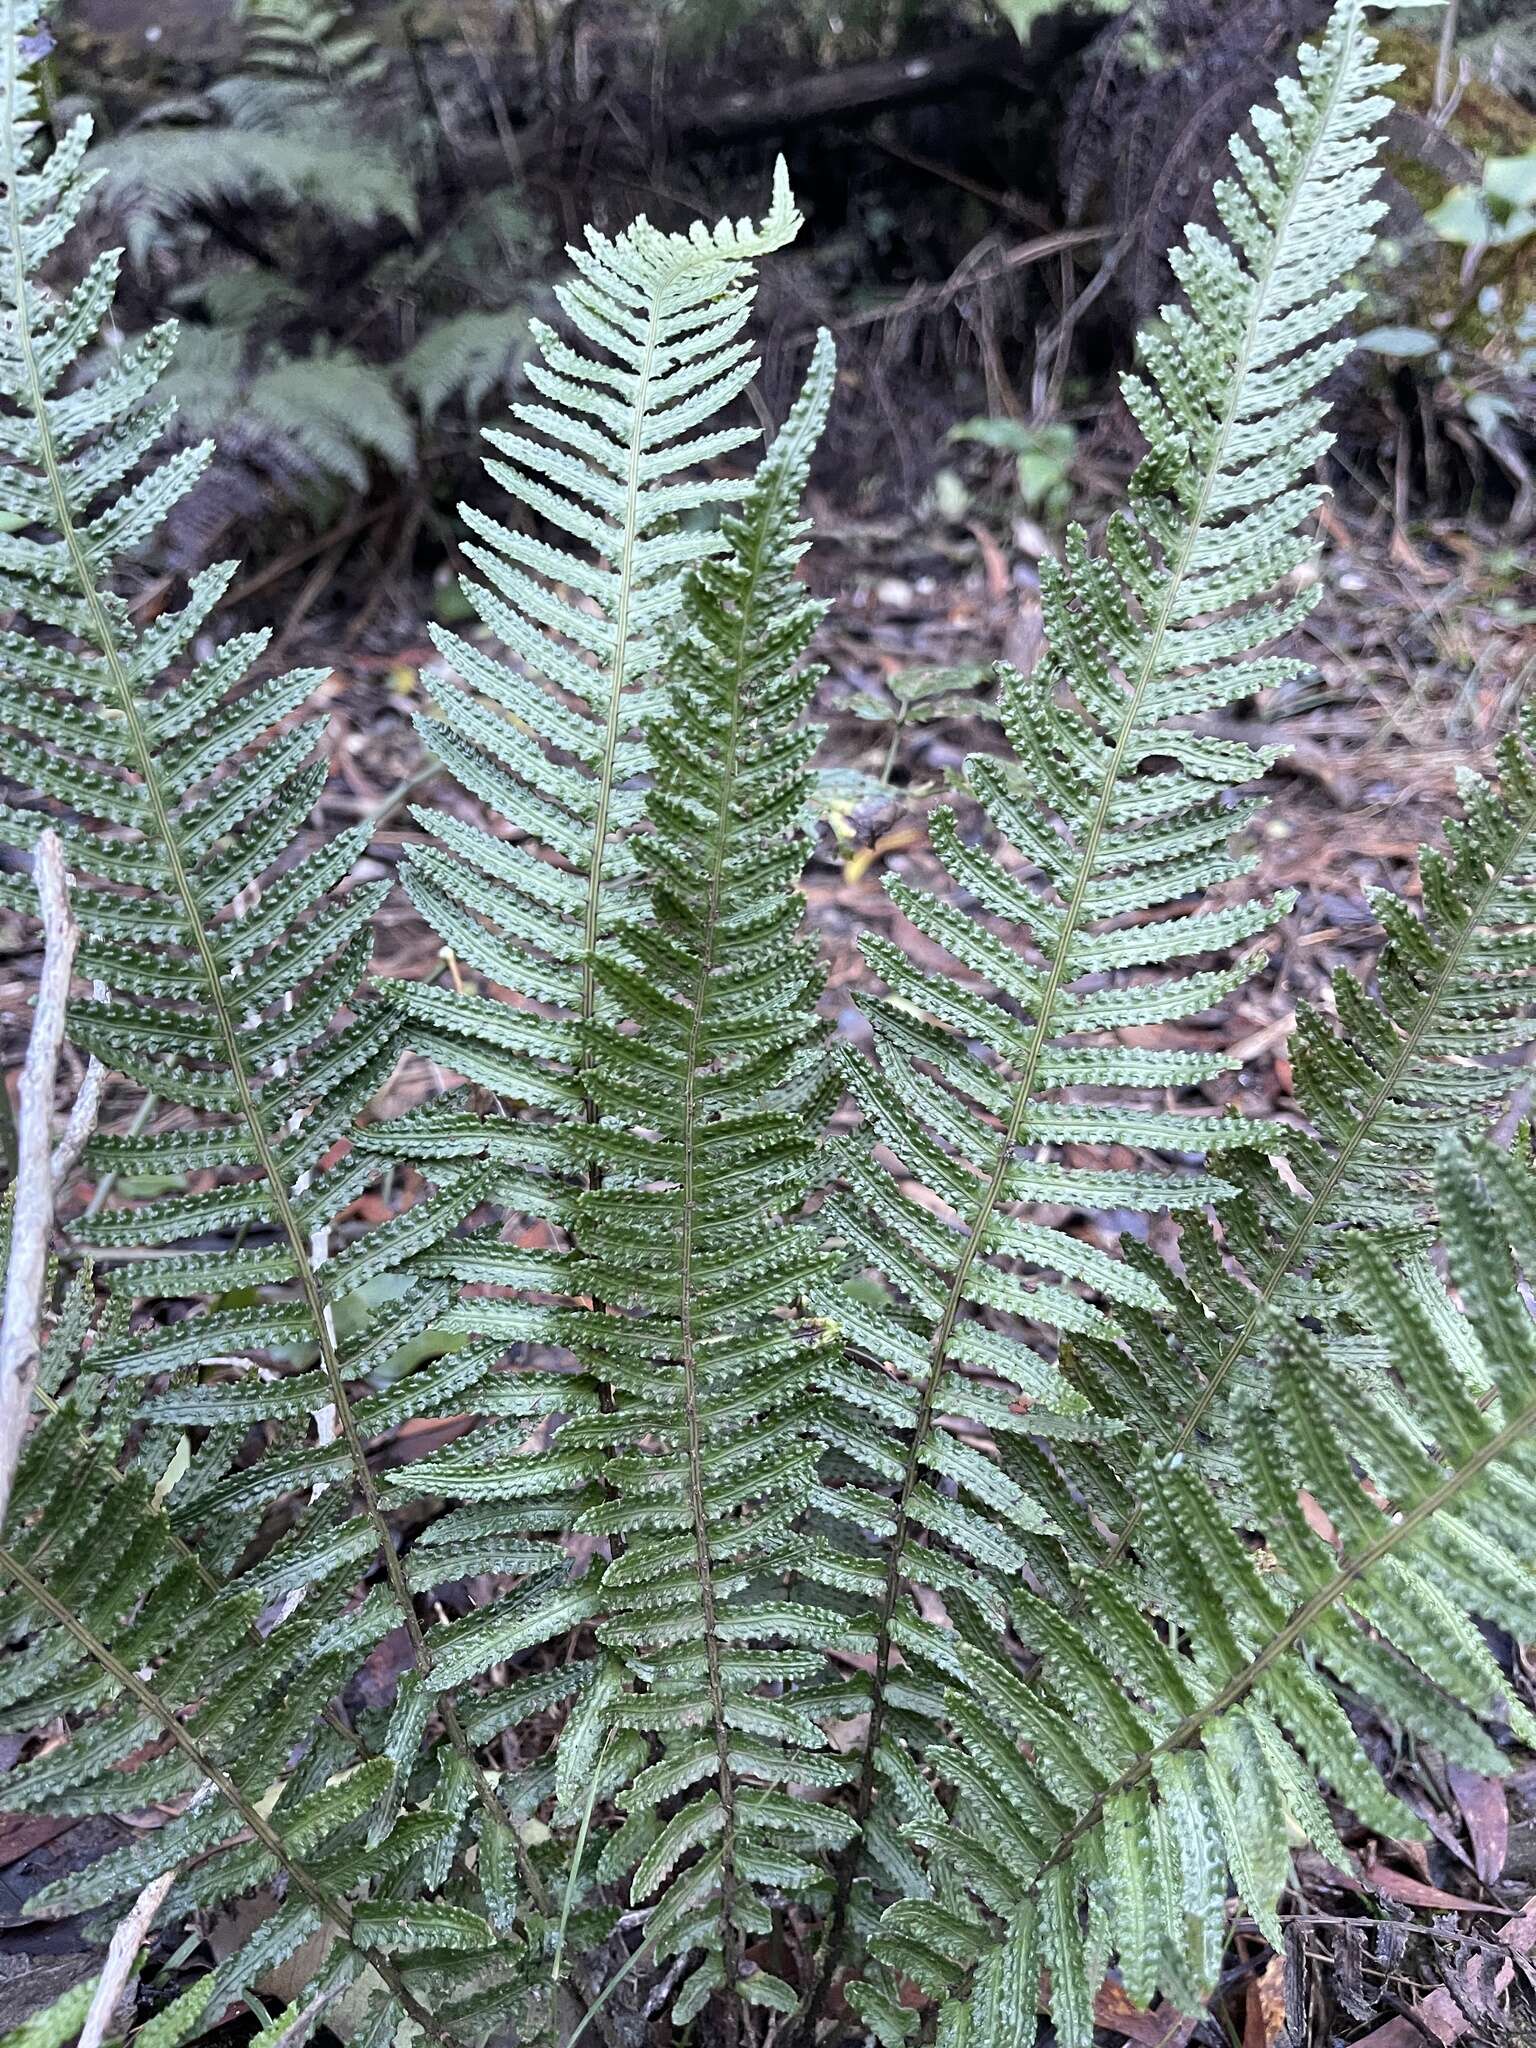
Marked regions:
[400,307,528,427]
[0,1297,465,2048]
[240,0,390,92]
[164,331,415,497]
[875,1136,1536,2045]
[87,82,414,270]
[389,162,801,1159]
[813,0,1394,1959]
[0,5,532,1961]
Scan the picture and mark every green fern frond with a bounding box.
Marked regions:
[0,1292,469,2048]
[891,1135,1536,2045]
[164,331,415,496]
[400,308,528,426]
[1074,702,1536,1587]
[0,2,534,1959]
[87,82,414,270]
[240,0,390,92]
[391,161,802,1156]
[813,0,1394,1940]
[556,333,842,2018]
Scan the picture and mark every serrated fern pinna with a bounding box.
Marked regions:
[5,0,1536,2044]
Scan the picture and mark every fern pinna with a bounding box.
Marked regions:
[815,0,1395,1991]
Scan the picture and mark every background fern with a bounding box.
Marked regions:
[78,3,532,546]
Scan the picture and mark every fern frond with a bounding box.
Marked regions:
[240,0,390,92]
[366,184,813,1896]
[392,161,802,1173]
[814,0,1394,1943]
[1087,702,1536,1571]
[162,330,415,503]
[893,1135,1536,2044]
[400,308,528,426]
[87,96,414,269]
[0,1263,487,2047]
[556,334,843,2020]
[0,1,534,1952]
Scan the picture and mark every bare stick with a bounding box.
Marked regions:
[0,831,80,1532]
[76,1865,177,2048]
[51,987,106,1196]
[50,1057,104,1192]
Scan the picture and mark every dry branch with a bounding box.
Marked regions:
[0,830,80,1532]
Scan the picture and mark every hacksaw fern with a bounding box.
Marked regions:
[6,0,1536,2040]
[0,1292,507,2048]
[563,332,847,2026]
[813,0,1396,1969]
[0,0,542,1984]
[1080,707,1536,1583]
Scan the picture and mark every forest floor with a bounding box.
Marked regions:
[2,490,1535,2045]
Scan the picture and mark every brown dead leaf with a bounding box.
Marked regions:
[0,1814,75,1873]
[1349,1953,1514,2048]
[1447,1763,1508,1885]
[966,521,1011,605]
[1243,1954,1287,2048]
[1499,1896,1536,1957]
[1092,1982,1200,2046]
[1357,1849,1510,1915]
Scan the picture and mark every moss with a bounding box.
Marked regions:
[1377,24,1536,201]
[1362,27,1536,354]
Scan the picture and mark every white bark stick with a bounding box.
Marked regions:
[0,831,80,1532]
[75,1866,177,2048]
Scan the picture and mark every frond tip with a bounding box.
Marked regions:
[392,156,804,1169]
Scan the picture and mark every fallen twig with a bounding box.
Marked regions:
[830,225,1110,333]
[76,1867,179,2048]
[51,994,105,1196]
[0,831,80,1532]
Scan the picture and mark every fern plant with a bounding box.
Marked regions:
[78,1,528,533]
[806,0,1398,1997]
[6,0,1536,2043]
[0,9,556,2029]
[239,0,390,93]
